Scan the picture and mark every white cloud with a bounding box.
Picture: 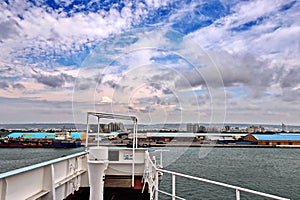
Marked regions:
[179,0,300,125]
[0,1,150,66]
[190,0,300,66]
[225,0,283,27]
[0,0,299,125]
[100,96,112,104]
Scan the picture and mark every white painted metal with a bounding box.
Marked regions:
[50,164,55,199]
[86,114,89,148]
[155,169,290,200]
[132,118,138,186]
[85,112,138,188]
[97,117,100,147]
[172,174,176,200]
[105,148,146,177]
[154,149,169,168]
[0,152,88,200]
[135,122,138,149]
[155,170,159,200]
[132,120,136,187]
[156,189,185,200]
[0,146,147,200]
[236,189,240,200]
[88,146,109,200]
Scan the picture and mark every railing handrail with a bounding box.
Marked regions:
[156,168,290,200]
[0,151,87,179]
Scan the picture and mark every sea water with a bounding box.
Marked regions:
[1,147,299,199]
[151,147,300,200]
[0,147,85,173]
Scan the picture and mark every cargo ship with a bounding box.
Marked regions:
[0,132,82,148]
[0,138,82,148]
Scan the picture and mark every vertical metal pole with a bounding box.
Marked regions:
[132,118,136,187]
[153,156,156,166]
[155,170,159,200]
[172,174,176,200]
[97,117,100,147]
[160,151,163,168]
[135,122,138,148]
[1,178,8,200]
[236,189,240,200]
[50,164,56,200]
[132,120,136,151]
[85,114,89,148]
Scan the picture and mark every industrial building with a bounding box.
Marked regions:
[243,134,300,145]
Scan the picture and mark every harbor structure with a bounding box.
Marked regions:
[243,134,300,146]
[0,132,83,148]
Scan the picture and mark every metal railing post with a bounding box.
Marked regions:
[172,174,176,200]
[85,114,89,148]
[135,122,138,148]
[155,170,159,200]
[236,189,240,200]
[132,118,137,187]
[97,117,100,147]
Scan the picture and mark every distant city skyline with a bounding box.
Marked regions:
[1,121,300,132]
[0,0,299,125]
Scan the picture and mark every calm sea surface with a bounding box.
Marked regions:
[0,147,85,173]
[152,147,300,200]
[1,147,300,199]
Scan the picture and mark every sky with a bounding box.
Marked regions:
[0,0,299,125]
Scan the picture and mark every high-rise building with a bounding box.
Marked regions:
[282,123,287,132]
[108,122,124,132]
[186,123,200,133]
[225,125,231,131]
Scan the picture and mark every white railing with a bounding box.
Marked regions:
[0,151,88,200]
[143,151,290,200]
[155,169,290,200]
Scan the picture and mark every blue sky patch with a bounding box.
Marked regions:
[231,16,265,32]
[150,54,181,65]
[195,0,228,19]
[227,87,248,98]
[279,1,297,12]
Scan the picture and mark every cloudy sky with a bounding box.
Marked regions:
[0,0,299,125]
